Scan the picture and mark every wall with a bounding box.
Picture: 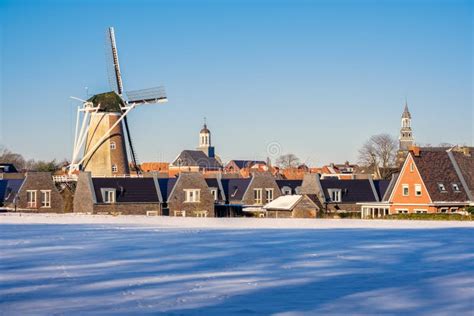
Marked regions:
[389,154,435,214]
[167,172,215,217]
[242,172,282,205]
[16,172,65,213]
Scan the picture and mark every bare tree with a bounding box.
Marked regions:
[276,154,300,169]
[358,134,398,179]
[0,146,26,170]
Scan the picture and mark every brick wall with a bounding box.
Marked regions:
[167,172,215,217]
[17,172,65,213]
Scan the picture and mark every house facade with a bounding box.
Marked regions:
[167,172,215,217]
[14,172,64,213]
[73,172,162,215]
[360,147,473,218]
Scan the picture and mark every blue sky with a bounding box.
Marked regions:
[0,0,472,166]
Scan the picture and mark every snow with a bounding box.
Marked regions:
[1,214,474,315]
[263,194,303,210]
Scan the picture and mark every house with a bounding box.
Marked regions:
[12,172,65,213]
[360,146,473,218]
[169,122,223,174]
[166,172,215,217]
[263,194,320,218]
[300,173,389,214]
[73,172,163,215]
[225,160,267,173]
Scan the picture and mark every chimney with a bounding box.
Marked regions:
[411,146,421,157]
[462,147,471,157]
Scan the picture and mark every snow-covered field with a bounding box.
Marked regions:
[1,214,473,315]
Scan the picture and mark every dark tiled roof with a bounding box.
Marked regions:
[0,179,24,204]
[221,178,251,202]
[413,150,470,202]
[92,178,160,203]
[173,150,222,169]
[372,180,391,201]
[320,179,377,203]
[157,178,177,201]
[231,160,266,169]
[276,179,302,193]
[451,151,474,197]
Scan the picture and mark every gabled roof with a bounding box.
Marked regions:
[221,178,251,202]
[412,150,470,202]
[0,179,24,204]
[157,178,177,202]
[228,160,266,169]
[205,178,225,200]
[172,150,222,169]
[92,178,160,203]
[320,179,385,203]
[372,179,391,201]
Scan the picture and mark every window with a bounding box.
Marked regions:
[450,207,458,213]
[110,141,116,150]
[254,188,263,204]
[184,189,200,203]
[452,183,460,192]
[112,164,118,173]
[410,163,415,172]
[40,190,51,208]
[281,186,292,195]
[328,189,342,202]
[210,188,218,201]
[402,184,409,196]
[415,209,427,214]
[174,210,186,217]
[103,189,116,203]
[415,184,422,196]
[396,209,408,214]
[438,208,448,213]
[438,183,447,192]
[195,211,208,218]
[26,190,37,208]
[265,188,274,203]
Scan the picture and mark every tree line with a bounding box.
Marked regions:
[0,146,66,173]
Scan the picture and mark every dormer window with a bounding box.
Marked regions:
[438,183,447,192]
[328,189,342,202]
[452,183,460,192]
[281,186,292,195]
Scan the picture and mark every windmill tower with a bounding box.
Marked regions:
[69,27,167,177]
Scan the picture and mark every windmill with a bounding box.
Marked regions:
[68,27,167,177]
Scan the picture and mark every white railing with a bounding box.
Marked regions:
[52,175,78,182]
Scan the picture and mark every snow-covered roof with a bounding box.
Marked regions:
[263,195,303,211]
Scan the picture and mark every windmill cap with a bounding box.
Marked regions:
[87,91,125,112]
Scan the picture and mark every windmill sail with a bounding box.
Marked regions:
[106,27,124,95]
[126,86,167,104]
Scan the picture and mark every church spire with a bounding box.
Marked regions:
[399,100,414,151]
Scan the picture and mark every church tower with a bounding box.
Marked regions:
[198,119,215,158]
[397,101,415,166]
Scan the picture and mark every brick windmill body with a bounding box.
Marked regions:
[68,27,167,177]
